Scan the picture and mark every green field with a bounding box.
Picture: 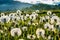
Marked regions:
[0,10,60,40]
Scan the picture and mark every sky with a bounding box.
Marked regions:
[14,0,60,5]
[0,0,60,5]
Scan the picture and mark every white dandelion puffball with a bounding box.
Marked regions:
[11,28,22,37]
[44,23,55,31]
[48,35,51,40]
[19,39,24,40]
[0,30,3,33]
[26,14,29,17]
[29,14,36,20]
[47,11,52,15]
[50,18,55,24]
[1,13,5,16]
[20,15,24,21]
[0,16,10,23]
[35,10,39,13]
[27,34,36,39]
[45,15,50,19]
[36,28,45,38]
[51,16,59,22]
[32,12,38,16]
[44,22,51,29]
[22,27,27,31]
[40,16,46,23]
[50,24,55,31]
[16,10,22,14]
[56,22,60,25]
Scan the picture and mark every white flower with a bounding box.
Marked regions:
[50,24,55,31]
[24,16,27,20]
[50,18,55,24]
[20,15,24,21]
[52,13,56,16]
[32,12,38,16]
[32,23,35,25]
[5,33,7,36]
[26,14,29,17]
[22,27,27,31]
[1,13,5,16]
[28,21,31,25]
[44,23,55,31]
[4,27,7,30]
[19,39,24,40]
[36,28,45,38]
[9,13,17,17]
[32,23,38,25]
[45,15,50,20]
[9,13,17,20]
[51,16,59,22]
[11,28,22,37]
[16,10,22,14]
[48,35,51,40]
[27,34,36,39]
[0,16,10,23]
[24,14,29,20]
[40,16,46,23]
[29,14,36,20]
[56,22,60,26]
[56,22,60,29]
[44,22,51,29]
[35,10,39,13]
[48,35,53,40]
[47,11,52,15]
[0,30,3,33]
[12,16,20,21]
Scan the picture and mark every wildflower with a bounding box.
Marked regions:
[29,14,36,20]
[50,24,55,31]
[9,13,16,21]
[51,16,59,22]
[1,13,5,16]
[24,16,27,20]
[48,35,51,40]
[52,13,56,17]
[36,28,45,38]
[27,34,36,39]
[32,23,35,25]
[56,22,60,30]
[0,30,3,33]
[19,39,24,40]
[48,35,54,40]
[22,26,27,31]
[11,28,22,37]
[32,12,38,16]
[13,16,20,21]
[35,10,39,13]
[40,16,46,23]
[44,23,55,31]
[28,21,31,25]
[50,18,55,24]
[44,22,51,29]
[47,11,52,15]
[20,15,24,21]
[26,14,29,17]
[45,15,50,19]
[4,27,7,30]
[16,10,22,14]
[9,13,17,17]
[5,33,7,36]
[0,16,10,23]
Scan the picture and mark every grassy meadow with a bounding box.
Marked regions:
[0,10,60,40]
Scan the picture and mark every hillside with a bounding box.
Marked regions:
[22,3,60,11]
